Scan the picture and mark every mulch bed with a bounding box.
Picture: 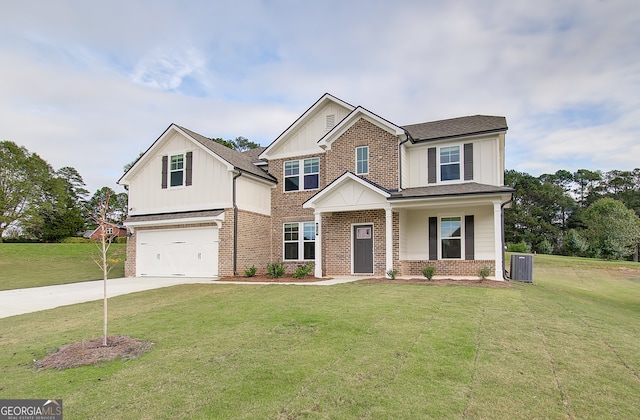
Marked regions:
[35,335,153,370]
[218,275,511,288]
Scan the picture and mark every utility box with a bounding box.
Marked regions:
[510,254,533,282]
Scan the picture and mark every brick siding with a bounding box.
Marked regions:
[399,260,496,278]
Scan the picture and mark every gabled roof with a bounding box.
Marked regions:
[403,115,507,143]
[176,126,275,182]
[259,93,355,159]
[317,106,405,150]
[119,124,275,185]
[303,172,391,211]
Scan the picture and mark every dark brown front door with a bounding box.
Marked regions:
[353,224,373,274]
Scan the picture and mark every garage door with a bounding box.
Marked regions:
[136,227,219,277]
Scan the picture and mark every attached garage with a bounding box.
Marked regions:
[136,227,219,277]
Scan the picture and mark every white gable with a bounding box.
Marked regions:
[260,94,354,160]
[303,173,390,212]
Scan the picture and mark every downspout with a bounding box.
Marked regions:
[233,171,242,276]
[398,133,410,191]
[501,194,514,280]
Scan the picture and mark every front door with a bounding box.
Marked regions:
[353,224,374,274]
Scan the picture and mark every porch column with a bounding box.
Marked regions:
[493,201,504,280]
[385,207,393,278]
[314,211,323,278]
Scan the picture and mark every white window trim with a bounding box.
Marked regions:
[283,157,320,192]
[438,215,464,260]
[355,146,369,175]
[437,144,462,184]
[168,150,187,189]
[283,221,316,261]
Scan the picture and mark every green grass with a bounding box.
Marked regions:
[0,243,125,290]
[1,255,639,418]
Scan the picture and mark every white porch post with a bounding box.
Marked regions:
[314,211,323,278]
[493,201,504,280]
[385,207,393,278]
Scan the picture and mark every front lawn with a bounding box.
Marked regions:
[0,255,639,418]
[0,243,125,290]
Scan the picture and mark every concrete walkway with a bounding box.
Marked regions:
[0,276,365,319]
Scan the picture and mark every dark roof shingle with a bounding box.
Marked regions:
[403,115,507,142]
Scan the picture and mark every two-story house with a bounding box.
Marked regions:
[119,93,513,280]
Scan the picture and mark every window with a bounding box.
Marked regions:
[441,217,462,259]
[284,157,319,191]
[284,222,315,260]
[440,146,460,181]
[170,154,185,187]
[105,227,114,235]
[356,146,369,175]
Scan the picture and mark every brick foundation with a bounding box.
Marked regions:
[399,260,495,278]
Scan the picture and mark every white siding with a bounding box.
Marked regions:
[127,132,233,215]
[404,134,503,188]
[236,176,272,216]
[267,102,351,159]
[398,204,496,261]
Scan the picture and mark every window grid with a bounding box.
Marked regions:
[284,222,315,260]
[441,216,462,259]
[440,146,460,181]
[356,146,369,174]
[170,154,185,187]
[284,157,319,191]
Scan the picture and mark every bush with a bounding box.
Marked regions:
[293,263,313,279]
[421,266,436,280]
[267,262,286,279]
[61,237,92,243]
[386,269,399,280]
[478,266,491,281]
[507,241,530,253]
[563,229,588,257]
[536,239,553,255]
[244,265,257,277]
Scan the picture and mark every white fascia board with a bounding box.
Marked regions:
[259,93,355,160]
[303,172,390,209]
[389,193,512,210]
[318,107,405,150]
[119,123,178,186]
[172,126,235,172]
[124,214,226,232]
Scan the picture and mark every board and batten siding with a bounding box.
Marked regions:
[267,102,352,159]
[404,135,503,188]
[398,205,496,261]
[127,132,233,216]
[236,176,272,216]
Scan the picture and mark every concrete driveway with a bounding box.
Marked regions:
[0,276,365,319]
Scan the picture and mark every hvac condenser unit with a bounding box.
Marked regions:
[510,254,533,282]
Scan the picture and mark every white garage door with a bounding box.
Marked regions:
[137,227,219,277]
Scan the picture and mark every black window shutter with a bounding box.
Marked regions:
[161,155,168,189]
[464,143,473,181]
[428,217,438,260]
[427,147,436,184]
[185,151,193,186]
[465,215,474,260]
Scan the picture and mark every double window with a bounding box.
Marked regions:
[284,222,315,260]
[356,146,369,175]
[440,146,460,181]
[284,157,319,191]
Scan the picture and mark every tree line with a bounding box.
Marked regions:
[505,168,640,261]
[0,140,127,242]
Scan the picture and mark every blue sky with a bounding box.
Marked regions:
[1,0,639,194]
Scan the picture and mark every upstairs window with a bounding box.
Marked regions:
[284,157,320,191]
[356,146,369,175]
[170,154,185,187]
[440,146,460,181]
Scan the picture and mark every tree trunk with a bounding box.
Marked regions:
[634,243,639,263]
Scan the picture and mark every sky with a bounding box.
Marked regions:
[1,0,639,195]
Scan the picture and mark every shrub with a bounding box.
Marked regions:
[478,266,491,281]
[244,265,257,278]
[507,241,530,253]
[421,266,436,280]
[563,229,588,257]
[267,262,286,279]
[386,269,399,280]
[293,263,313,279]
[536,239,553,255]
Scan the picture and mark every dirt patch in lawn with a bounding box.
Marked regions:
[35,335,153,370]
